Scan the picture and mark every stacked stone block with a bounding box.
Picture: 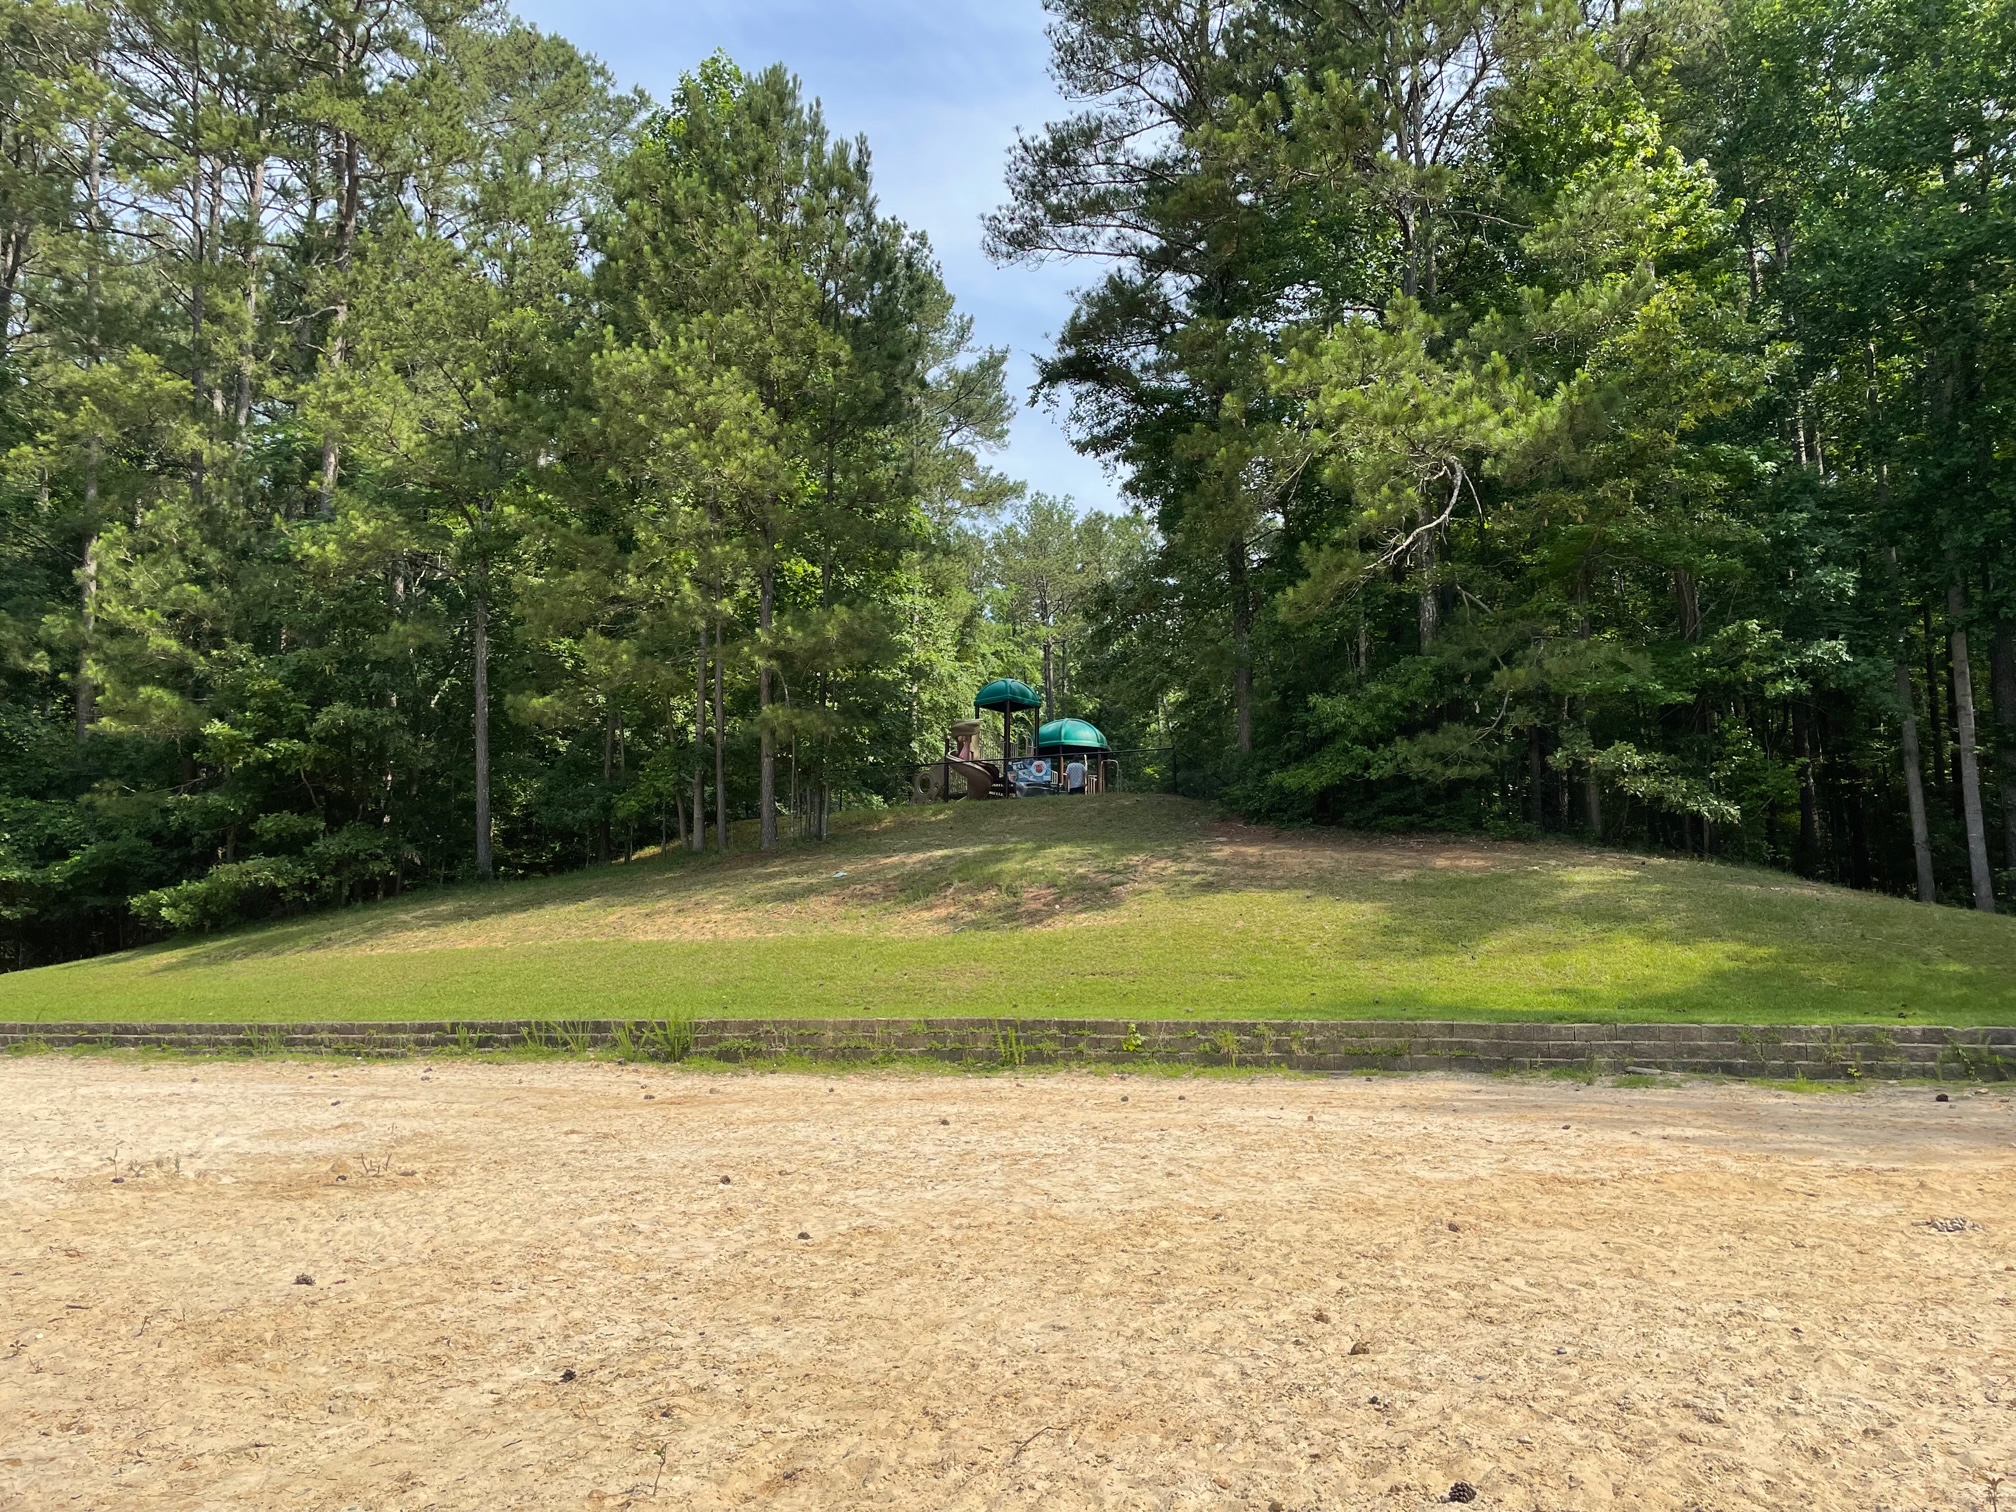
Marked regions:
[0,1017,2008,1080]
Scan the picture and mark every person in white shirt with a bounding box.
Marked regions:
[1065,757,1087,794]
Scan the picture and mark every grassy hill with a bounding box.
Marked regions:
[4,793,2014,1025]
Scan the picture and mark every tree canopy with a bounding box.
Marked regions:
[0,7,1046,960]
[998,0,2016,912]
[6,0,2016,966]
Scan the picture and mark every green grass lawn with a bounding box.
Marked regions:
[6,793,2014,1025]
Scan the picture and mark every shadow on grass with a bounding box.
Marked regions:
[23,794,2016,1026]
[134,796,1214,969]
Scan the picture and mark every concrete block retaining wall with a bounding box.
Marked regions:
[0,1018,2011,1080]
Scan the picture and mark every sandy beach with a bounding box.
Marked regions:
[2,1058,2011,1509]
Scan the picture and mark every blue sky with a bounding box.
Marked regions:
[512,0,1120,512]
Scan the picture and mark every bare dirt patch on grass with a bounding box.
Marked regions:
[25,795,2014,1028]
[3,1060,2012,1510]
[1202,820,1618,885]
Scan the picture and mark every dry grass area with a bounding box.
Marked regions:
[180,810,1490,953]
[3,1059,2013,1510]
[13,795,2016,1024]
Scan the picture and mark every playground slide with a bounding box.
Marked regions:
[945,758,1004,799]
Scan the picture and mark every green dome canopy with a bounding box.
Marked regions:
[974,677,1043,712]
[1036,717,1109,751]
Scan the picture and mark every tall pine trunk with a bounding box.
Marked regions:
[1039,581,1054,715]
[1895,657,1937,902]
[0,227,26,353]
[187,143,214,505]
[76,118,102,740]
[76,443,99,740]
[318,128,360,511]
[758,546,776,851]
[1947,580,1995,911]
[713,616,727,852]
[1527,725,1546,827]
[235,154,265,435]
[1990,624,2016,875]
[690,627,707,852]
[473,587,493,879]
[1796,705,1821,873]
[1674,567,1703,641]
[1229,535,1252,753]
[1923,605,1947,795]
[598,707,615,864]
[1884,550,1935,901]
[189,158,207,405]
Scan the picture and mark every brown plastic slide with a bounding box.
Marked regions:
[940,718,1003,799]
[945,758,1003,799]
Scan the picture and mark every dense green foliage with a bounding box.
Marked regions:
[8,0,2016,968]
[0,4,1133,964]
[1000,0,2016,913]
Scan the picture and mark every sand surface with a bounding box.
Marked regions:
[2,1059,2012,1510]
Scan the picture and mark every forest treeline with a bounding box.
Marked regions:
[0,0,1148,962]
[4,0,2015,964]
[1020,0,2016,914]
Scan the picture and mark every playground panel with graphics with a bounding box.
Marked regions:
[912,678,1140,800]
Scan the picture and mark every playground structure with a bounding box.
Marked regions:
[912,679,1118,801]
